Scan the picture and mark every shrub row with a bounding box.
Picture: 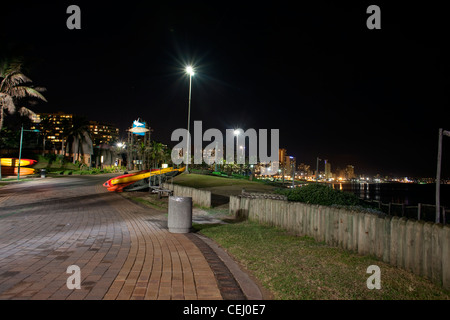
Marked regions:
[53,166,124,175]
[275,183,364,207]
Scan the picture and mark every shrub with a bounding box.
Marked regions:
[89,168,99,174]
[275,183,363,206]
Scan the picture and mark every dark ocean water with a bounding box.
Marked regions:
[331,182,450,207]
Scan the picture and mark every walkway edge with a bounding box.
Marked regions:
[195,234,263,300]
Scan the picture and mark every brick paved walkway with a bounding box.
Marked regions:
[0,176,224,300]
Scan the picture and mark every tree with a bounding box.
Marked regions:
[58,118,73,156]
[66,116,93,164]
[163,147,172,166]
[0,60,46,130]
[137,141,149,170]
[150,141,166,168]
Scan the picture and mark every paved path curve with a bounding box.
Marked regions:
[0,175,223,300]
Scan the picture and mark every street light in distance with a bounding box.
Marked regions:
[185,65,195,173]
[17,126,40,180]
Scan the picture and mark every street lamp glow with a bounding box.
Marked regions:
[186,66,194,76]
[234,129,240,135]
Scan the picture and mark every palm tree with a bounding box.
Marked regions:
[137,141,148,170]
[150,141,166,168]
[66,116,93,164]
[162,147,172,167]
[0,60,47,130]
[58,118,73,157]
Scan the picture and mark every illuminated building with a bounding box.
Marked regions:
[278,148,287,168]
[31,112,73,150]
[345,165,356,180]
[88,121,119,146]
[285,155,296,178]
[324,159,332,180]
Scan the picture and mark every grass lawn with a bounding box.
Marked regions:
[172,173,277,197]
[194,220,450,300]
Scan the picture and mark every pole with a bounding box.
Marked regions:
[186,73,192,173]
[436,128,443,223]
[214,141,219,172]
[292,161,295,188]
[17,125,24,180]
[316,157,321,182]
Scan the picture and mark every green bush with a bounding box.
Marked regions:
[275,183,363,206]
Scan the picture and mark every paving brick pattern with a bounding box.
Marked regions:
[0,176,222,300]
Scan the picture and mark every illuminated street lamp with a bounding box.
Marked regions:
[17,125,40,180]
[233,129,245,173]
[185,65,194,173]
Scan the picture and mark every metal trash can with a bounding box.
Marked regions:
[168,196,192,233]
[40,168,46,178]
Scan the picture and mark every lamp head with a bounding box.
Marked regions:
[186,66,194,76]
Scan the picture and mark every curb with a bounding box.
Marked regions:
[193,233,264,300]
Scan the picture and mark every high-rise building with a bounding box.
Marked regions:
[297,163,312,179]
[278,148,287,167]
[285,155,296,178]
[31,112,73,150]
[88,121,119,146]
[32,112,120,155]
[345,165,356,180]
[324,160,332,180]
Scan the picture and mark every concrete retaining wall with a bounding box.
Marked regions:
[162,183,211,208]
[230,195,450,290]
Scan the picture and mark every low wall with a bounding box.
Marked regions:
[162,183,211,208]
[230,195,450,290]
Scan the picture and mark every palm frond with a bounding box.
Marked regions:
[0,92,16,113]
[33,86,47,92]
[18,106,36,119]
[5,71,31,87]
[0,60,21,78]
[9,86,48,102]
[0,64,26,92]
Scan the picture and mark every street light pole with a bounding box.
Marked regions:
[185,66,194,174]
[17,126,40,181]
[17,125,24,180]
[436,128,450,223]
[292,161,295,188]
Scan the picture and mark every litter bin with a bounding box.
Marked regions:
[168,196,192,233]
[40,168,46,178]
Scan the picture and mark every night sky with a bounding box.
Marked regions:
[1,1,448,177]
